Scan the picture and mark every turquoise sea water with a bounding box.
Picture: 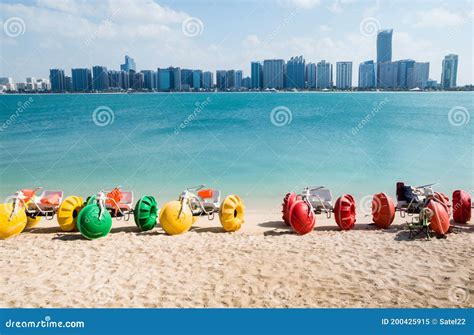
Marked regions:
[0,92,472,209]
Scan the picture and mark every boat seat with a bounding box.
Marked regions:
[198,189,220,211]
[118,191,133,211]
[28,190,63,210]
[106,190,133,211]
[308,188,333,211]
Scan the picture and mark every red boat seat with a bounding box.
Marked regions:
[198,189,214,199]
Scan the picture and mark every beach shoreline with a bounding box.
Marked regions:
[1,210,472,308]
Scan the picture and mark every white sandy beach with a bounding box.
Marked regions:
[0,209,472,308]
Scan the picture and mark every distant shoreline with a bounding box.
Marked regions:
[1,89,472,96]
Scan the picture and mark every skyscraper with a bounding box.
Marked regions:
[71,68,92,92]
[0,77,13,86]
[413,62,430,89]
[202,71,213,90]
[441,54,458,89]
[154,71,159,90]
[397,59,415,88]
[181,69,193,90]
[108,70,122,90]
[129,70,144,90]
[235,70,243,89]
[336,62,352,89]
[121,70,130,90]
[377,61,398,88]
[316,60,333,89]
[92,66,109,91]
[49,69,65,92]
[120,55,136,72]
[36,78,50,91]
[216,70,226,90]
[251,62,263,89]
[242,76,251,89]
[0,77,15,91]
[192,70,202,90]
[377,29,393,63]
[226,70,236,90]
[141,70,156,91]
[358,61,375,89]
[263,59,285,89]
[65,76,73,92]
[376,29,393,88]
[170,67,181,91]
[158,68,171,91]
[306,63,316,89]
[26,77,36,91]
[286,56,305,89]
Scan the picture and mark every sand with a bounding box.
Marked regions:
[0,208,472,308]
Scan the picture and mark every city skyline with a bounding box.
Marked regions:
[1,24,464,93]
[0,0,472,86]
[0,48,464,92]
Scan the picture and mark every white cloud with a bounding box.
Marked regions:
[327,1,343,13]
[108,0,188,24]
[393,31,433,57]
[0,0,188,40]
[242,35,261,48]
[415,7,466,28]
[363,0,381,18]
[287,0,321,9]
[37,0,80,14]
[319,24,332,32]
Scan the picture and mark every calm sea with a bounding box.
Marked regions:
[0,92,472,209]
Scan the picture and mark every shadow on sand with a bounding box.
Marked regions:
[190,226,227,234]
[263,230,293,237]
[24,226,62,234]
[258,220,293,236]
[52,234,84,241]
[258,221,288,229]
[110,226,139,234]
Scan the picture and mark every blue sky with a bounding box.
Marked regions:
[0,0,472,85]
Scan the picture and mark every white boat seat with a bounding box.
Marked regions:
[308,188,333,211]
[28,190,63,211]
[198,189,220,212]
[118,191,134,211]
[105,190,134,211]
